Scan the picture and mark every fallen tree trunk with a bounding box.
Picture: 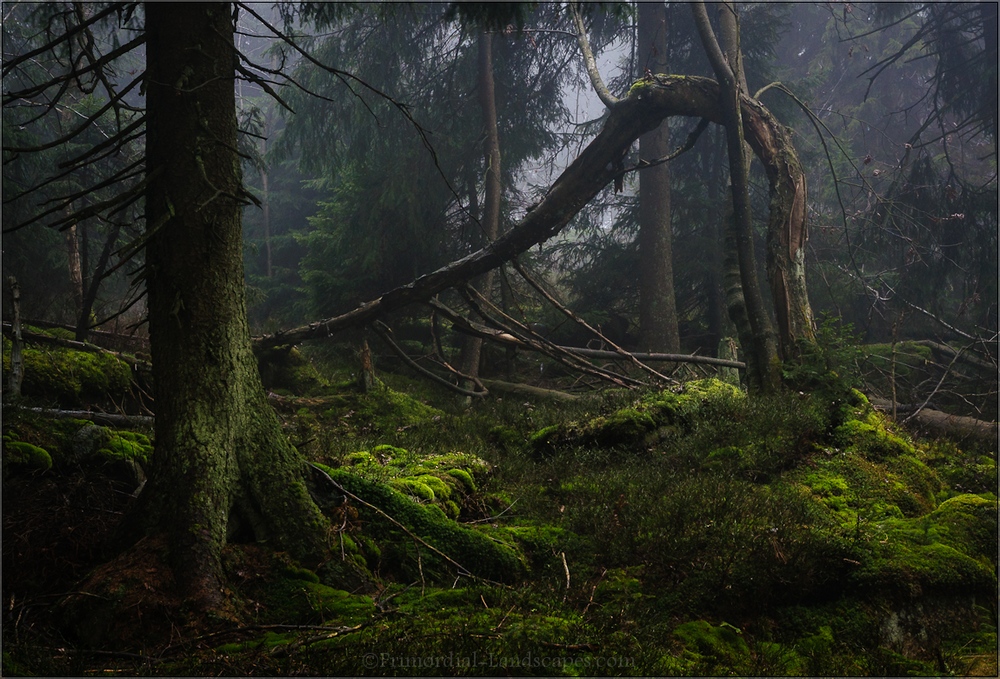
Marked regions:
[911,339,996,373]
[17,317,150,352]
[909,408,998,444]
[431,304,746,370]
[17,407,154,427]
[870,397,997,445]
[479,379,582,402]
[255,75,812,362]
[1,321,151,370]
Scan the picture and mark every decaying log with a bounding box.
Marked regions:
[1,321,150,369]
[911,339,996,373]
[870,397,997,445]
[17,407,153,427]
[479,379,582,402]
[908,408,998,445]
[18,318,150,352]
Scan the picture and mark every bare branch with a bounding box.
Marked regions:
[1,4,121,76]
[511,258,674,384]
[567,1,618,108]
[371,321,486,398]
[2,34,145,104]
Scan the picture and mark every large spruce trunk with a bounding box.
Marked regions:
[137,3,329,610]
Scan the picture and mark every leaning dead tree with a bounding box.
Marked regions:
[256,75,814,382]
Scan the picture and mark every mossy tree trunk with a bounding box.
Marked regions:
[132,3,330,612]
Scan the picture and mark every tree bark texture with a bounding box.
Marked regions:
[256,75,814,378]
[637,1,680,353]
[704,127,730,350]
[138,3,329,611]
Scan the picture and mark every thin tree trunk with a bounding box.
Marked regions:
[261,126,273,278]
[127,2,329,612]
[637,1,680,353]
[6,277,23,399]
[705,126,729,350]
[692,1,780,391]
[65,222,84,320]
[717,2,813,361]
[76,222,121,341]
[459,31,502,388]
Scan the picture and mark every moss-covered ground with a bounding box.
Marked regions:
[2,336,996,676]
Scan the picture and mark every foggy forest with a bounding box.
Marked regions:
[2,2,997,676]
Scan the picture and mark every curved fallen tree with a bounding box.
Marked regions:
[256,75,813,363]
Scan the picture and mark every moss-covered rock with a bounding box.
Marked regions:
[923,494,997,562]
[96,430,152,465]
[853,535,995,597]
[3,440,52,474]
[833,492,998,598]
[919,439,997,496]
[833,411,916,459]
[796,449,944,524]
[390,477,436,501]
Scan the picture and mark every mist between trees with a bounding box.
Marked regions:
[1,0,996,655]
[4,3,995,391]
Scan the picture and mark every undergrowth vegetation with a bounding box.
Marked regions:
[2,332,996,676]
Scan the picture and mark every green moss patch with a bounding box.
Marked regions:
[3,342,132,406]
[340,445,489,518]
[317,466,523,584]
[95,430,152,464]
[532,379,745,453]
[3,440,52,474]
[833,411,916,459]
[219,546,374,628]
